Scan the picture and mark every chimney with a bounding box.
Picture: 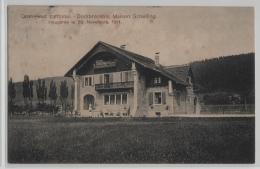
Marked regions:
[155,52,160,65]
[120,44,126,49]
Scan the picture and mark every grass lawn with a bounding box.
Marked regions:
[8,117,255,164]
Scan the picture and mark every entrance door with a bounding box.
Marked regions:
[83,95,95,110]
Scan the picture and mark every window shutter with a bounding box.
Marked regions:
[92,76,94,86]
[122,72,125,82]
[129,71,133,81]
[149,92,153,105]
[99,74,103,84]
[109,74,113,83]
[88,77,91,86]
[125,72,128,82]
[162,92,166,104]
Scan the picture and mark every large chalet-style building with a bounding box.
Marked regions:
[65,41,200,117]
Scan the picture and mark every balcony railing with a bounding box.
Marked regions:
[95,81,134,91]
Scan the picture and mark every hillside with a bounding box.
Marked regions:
[191,53,255,104]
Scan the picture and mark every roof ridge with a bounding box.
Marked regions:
[164,64,190,69]
[99,41,155,64]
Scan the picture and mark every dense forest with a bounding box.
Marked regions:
[191,53,255,104]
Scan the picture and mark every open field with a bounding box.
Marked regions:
[8,117,254,163]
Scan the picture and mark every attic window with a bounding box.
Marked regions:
[153,77,162,85]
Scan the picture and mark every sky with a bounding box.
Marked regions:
[8,6,254,82]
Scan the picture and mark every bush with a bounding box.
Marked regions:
[36,103,59,114]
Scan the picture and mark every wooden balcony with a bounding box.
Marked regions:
[95,81,134,91]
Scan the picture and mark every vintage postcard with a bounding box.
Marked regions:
[7,6,255,164]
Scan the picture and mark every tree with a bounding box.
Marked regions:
[8,78,16,116]
[29,81,34,106]
[22,75,33,107]
[23,75,29,105]
[36,79,41,104]
[36,79,47,104]
[42,80,47,103]
[60,80,69,114]
[49,80,57,114]
[8,78,16,104]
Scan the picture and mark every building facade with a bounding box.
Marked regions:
[65,41,199,117]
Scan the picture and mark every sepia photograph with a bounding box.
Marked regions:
[7,6,255,164]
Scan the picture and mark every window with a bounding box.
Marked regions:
[99,74,103,84]
[122,94,127,104]
[121,71,132,82]
[84,76,92,86]
[116,94,121,104]
[104,73,113,84]
[110,95,115,104]
[149,92,166,105]
[104,95,109,105]
[85,78,88,86]
[153,77,162,85]
[104,74,110,84]
[104,93,128,105]
[154,92,162,104]
[89,77,92,86]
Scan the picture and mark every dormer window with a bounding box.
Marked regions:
[153,77,162,85]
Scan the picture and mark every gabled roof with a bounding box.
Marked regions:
[164,65,191,83]
[65,41,188,86]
